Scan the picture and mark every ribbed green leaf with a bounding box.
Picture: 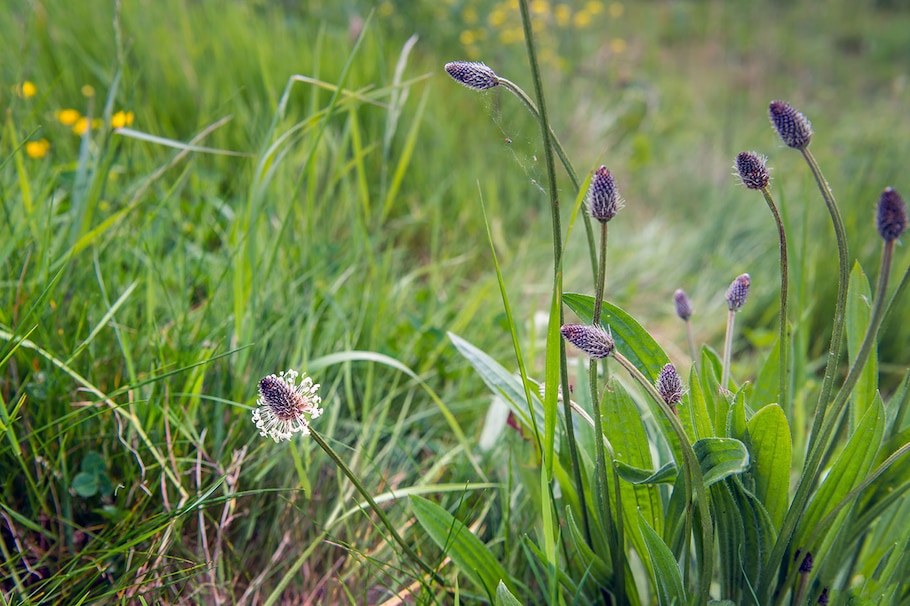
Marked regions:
[603,381,665,552]
[639,511,686,606]
[752,338,782,409]
[410,495,516,597]
[694,438,750,487]
[798,398,885,548]
[747,404,791,529]
[712,482,744,598]
[563,294,669,383]
[729,478,777,600]
[566,507,612,585]
[846,261,878,432]
[685,364,715,440]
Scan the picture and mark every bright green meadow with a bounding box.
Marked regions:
[2,0,910,604]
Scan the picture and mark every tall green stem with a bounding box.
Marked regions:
[760,187,789,412]
[310,430,443,584]
[589,221,625,602]
[801,147,849,455]
[515,0,593,557]
[611,351,714,603]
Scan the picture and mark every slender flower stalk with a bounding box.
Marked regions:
[674,289,699,367]
[608,346,714,604]
[736,151,789,411]
[516,2,600,580]
[763,188,901,605]
[721,273,751,390]
[761,101,850,602]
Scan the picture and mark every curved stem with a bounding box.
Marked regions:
[760,186,789,412]
[498,76,598,282]
[801,147,850,455]
[611,350,714,604]
[310,430,443,584]
[685,319,699,371]
[763,240,892,604]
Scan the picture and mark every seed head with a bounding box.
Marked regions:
[656,363,684,406]
[252,370,323,442]
[735,151,770,190]
[586,166,624,223]
[817,588,829,605]
[725,273,751,312]
[769,100,812,149]
[444,61,500,91]
[799,551,814,573]
[876,187,907,241]
[561,324,615,359]
[674,289,693,321]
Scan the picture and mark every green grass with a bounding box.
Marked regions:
[2,0,910,603]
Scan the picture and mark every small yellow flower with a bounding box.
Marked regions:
[462,6,478,24]
[111,110,134,128]
[25,139,50,159]
[573,9,592,28]
[460,29,476,45]
[378,1,393,16]
[609,2,624,18]
[56,108,81,126]
[488,8,507,27]
[586,0,604,14]
[73,117,103,135]
[610,38,627,54]
[81,84,96,97]
[530,0,550,15]
[554,4,571,27]
[17,81,38,98]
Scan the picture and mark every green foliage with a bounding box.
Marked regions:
[3,0,910,603]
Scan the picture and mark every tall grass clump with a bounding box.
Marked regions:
[415,1,910,604]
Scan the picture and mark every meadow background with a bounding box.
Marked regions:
[2,0,910,603]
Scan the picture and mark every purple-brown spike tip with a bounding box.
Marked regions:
[876,186,907,241]
[444,61,500,91]
[735,151,770,190]
[769,100,812,149]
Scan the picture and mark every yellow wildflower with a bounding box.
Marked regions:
[81,84,96,97]
[460,30,476,46]
[609,2,624,18]
[555,4,571,27]
[56,109,81,126]
[111,110,134,128]
[530,0,550,15]
[17,81,38,98]
[462,6,478,24]
[25,139,50,159]
[586,1,604,14]
[573,9,592,28]
[488,8,507,27]
[378,1,393,16]
[73,117,103,135]
[610,38,627,54]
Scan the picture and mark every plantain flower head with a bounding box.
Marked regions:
[253,369,323,442]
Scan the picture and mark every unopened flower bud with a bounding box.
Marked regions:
[444,61,500,91]
[656,363,684,406]
[674,289,693,321]
[817,588,829,604]
[561,324,615,359]
[769,100,812,149]
[735,151,770,190]
[799,551,814,573]
[876,187,907,241]
[586,166,624,223]
[725,274,751,312]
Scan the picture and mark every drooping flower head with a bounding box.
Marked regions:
[674,289,693,321]
[252,369,323,442]
[735,151,770,190]
[444,61,500,91]
[656,363,684,406]
[725,273,751,312]
[876,187,907,242]
[769,100,812,149]
[561,324,615,359]
[586,166,624,223]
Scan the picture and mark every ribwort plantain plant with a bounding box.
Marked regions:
[425,1,910,604]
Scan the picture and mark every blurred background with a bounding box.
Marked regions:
[3,0,910,601]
